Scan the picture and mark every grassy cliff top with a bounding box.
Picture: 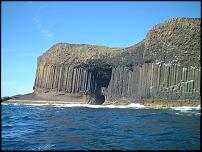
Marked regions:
[39,43,124,66]
[38,17,201,68]
[143,17,201,67]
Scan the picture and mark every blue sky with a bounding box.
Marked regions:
[1,1,201,97]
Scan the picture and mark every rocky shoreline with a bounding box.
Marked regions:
[2,94,200,109]
[141,99,201,108]
[2,18,201,107]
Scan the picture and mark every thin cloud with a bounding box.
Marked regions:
[33,9,53,39]
[41,29,53,38]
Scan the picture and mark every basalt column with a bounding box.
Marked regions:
[34,64,96,94]
[34,62,114,104]
[103,63,201,102]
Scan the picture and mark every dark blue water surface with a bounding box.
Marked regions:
[1,103,200,150]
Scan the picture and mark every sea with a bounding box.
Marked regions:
[1,102,201,150]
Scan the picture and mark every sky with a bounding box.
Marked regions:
[1,1,201,97]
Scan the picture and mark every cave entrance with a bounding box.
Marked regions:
[92,65,112,104]
[82,59,113,104]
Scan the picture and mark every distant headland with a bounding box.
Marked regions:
[3,17,201,107]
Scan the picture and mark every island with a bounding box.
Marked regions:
[4,17,201,108]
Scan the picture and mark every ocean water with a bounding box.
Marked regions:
[1,102,201,150]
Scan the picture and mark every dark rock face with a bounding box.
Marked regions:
[33,17,201,104]
[1,96,12,102]
[103,63,200,102]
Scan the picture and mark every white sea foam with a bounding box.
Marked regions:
[1,103,9,105]
[2,102,200,113]
[51,103,146,109]
[18,103,49,106]
[1,102,49,106]
[2,102,145,109]
[26,103,50,106]
[170,105,201,112]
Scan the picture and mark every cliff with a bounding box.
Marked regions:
[33,17,201,104]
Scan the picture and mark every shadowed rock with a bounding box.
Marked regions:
[32,17,200,104]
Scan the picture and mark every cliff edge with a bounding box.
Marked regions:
[31,17,201,104]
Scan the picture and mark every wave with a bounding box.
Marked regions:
[2,102,146,109]
[1,103,9,105]
[50,103,146,109]
[2,102,200,112]
[170,105,201,112]
[1,102,50,107]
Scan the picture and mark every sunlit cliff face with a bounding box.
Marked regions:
[34,18,201,104]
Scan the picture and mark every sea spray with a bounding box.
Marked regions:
[2,102,201,112]
[170,105,201,112]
